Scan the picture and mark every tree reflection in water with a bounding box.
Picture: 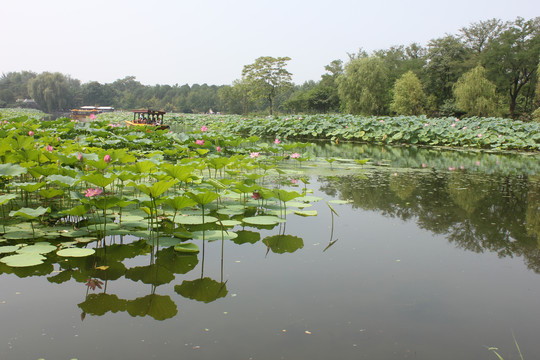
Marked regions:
[317,169,540,272]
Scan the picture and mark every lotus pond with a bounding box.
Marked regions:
[0,111,539,359]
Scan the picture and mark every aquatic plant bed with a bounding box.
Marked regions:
[163,113,539,151]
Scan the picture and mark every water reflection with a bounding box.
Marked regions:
[309,142,540,175]
[318,169,540,272]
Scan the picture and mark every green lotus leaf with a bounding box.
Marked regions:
[0,163,27,177]
[173,215,218,225]
[56,248,96,257]
[60,204,91,216]
[47,174,79,188]
[81,173,118,188]
[218,220,242,227]
[185,190,220,206]
[0,253,46,267]
[0,245,21,254]
[146,237,183,248]
[216,208,244,216]
[16,242,57,254]
[165,196,197,211]
[173,242,200,253]
[38,188,64,199]
[285,201,313,208]
[15,182,46,192]
[0,193,17,205]
[190,230,238,241]
[9,206,51,219]
[3,230,35,240]
[242,216,286,225]
[293,210,318,217]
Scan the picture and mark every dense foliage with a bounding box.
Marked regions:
[1,17,538,119]
[165,113,540,151]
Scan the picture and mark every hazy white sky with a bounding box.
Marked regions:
[2,0,538,86]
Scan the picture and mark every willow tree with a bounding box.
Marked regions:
[390,71,426,115]
[337,56,390,115]
[453,65,498,117]
[28,72,79,113]
[241,56,293,115]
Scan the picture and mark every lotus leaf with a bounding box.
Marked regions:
[294,210,318,216]
[56,248,96,257]
[0,245,21,254]
[173,242,200,253]
[16,243,57,254]
[173,215,218,225]
[0,253,46,267]
[242,216,286,225]
[191,230,238,241]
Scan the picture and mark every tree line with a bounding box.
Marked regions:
[1,17,538,120]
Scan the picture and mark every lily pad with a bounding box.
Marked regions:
[242,216,286,226]
[191,230,238,241]
[0,253,46,267]
[56,248,96,257]
[218,220,242,227]
[294,210,318,217]
[173,215,218,225]
[146,237,183,248]
[3,230,35,240]
[0,245,21,254]
[17,243,57,254]
[174,242,200,253]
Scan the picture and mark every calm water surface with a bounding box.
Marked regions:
[1,144,539,360]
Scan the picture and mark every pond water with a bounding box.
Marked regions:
[1,143,539,360]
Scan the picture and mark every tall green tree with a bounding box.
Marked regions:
[0,71,37,105]
[424,35,472,107]
[390,71,426,115]
[241,56,293,115]
[459,18,507,54]
[28,72,80,113]
[337,56,390,115]
[482,17,540,117]
[453,65,498,117]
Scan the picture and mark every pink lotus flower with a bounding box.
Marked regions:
[90,114,96,120]
[104,154,111,163]
[28,131,34,136]
[290,153,300,159]
[462,126,467,130]
[379,120,384,123]
[451,123,456,127]
[251,192,261,200]
[45,145,53,152]
[84,188,103,198]
[77,152,83,162]
[274,139,281,144]
[290,179,298,184]
[217,146,222,152]
[195,139,205,146]
[201,125,208,132]
[424,123,429,127]
[455,118,460,121]
[250,152,260,158]
[448,167,456,171]
[477,134,482,137]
